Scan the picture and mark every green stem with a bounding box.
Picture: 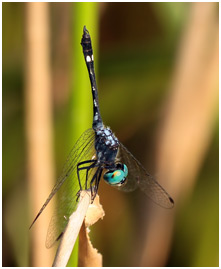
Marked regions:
[67,2,99,267]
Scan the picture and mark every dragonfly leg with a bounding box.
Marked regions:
[89,167,102,200]
[94,168,102,196]
[77,160,97,190]
[76,161,96,202]
[76,190,81,202]
[85,165,94,190]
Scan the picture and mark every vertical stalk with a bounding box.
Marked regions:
[25,2,55,266]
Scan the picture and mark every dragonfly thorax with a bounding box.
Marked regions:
[95,126,119,163]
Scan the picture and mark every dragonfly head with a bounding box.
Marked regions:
[103,163,128,186]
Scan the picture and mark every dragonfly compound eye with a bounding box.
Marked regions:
[103,164,128,186]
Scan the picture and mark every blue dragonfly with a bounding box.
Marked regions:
[30,26,174,248]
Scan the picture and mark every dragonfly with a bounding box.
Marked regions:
[30,26,174,248]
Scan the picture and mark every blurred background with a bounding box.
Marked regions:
[2,2,218,267]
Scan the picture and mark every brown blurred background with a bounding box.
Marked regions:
[2,2,218,267]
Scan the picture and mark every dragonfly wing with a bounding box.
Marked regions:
[45,128,97,248]
[30,128,96,248]
[116,142,174,209]
[115,143,139,192]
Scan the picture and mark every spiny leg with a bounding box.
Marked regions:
[89,167,102,200]
[94,168,103,196]
[77,160,97,190]
[76,160,97,200]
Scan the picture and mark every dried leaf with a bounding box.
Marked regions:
[78,195,104,267]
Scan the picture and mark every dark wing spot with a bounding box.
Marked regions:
[169,197,175,206]
[56,232,64,242]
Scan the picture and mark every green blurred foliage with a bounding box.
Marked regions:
[2,2,218,267]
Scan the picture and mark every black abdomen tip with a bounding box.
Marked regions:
[83,25,88,33]
[83,26,90,38]
[81,26,92,49]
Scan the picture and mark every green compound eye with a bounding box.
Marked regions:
[103,164,128,186]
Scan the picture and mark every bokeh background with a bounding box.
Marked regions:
[2,2,218,267]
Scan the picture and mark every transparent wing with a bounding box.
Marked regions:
[116,142,174,209]
[45,128,97,248]
[29,128,96,248]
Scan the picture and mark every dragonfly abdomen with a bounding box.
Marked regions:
[81,26,103,130]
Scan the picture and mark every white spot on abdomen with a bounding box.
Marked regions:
[94,113,98,121]
[86,55,91,62]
